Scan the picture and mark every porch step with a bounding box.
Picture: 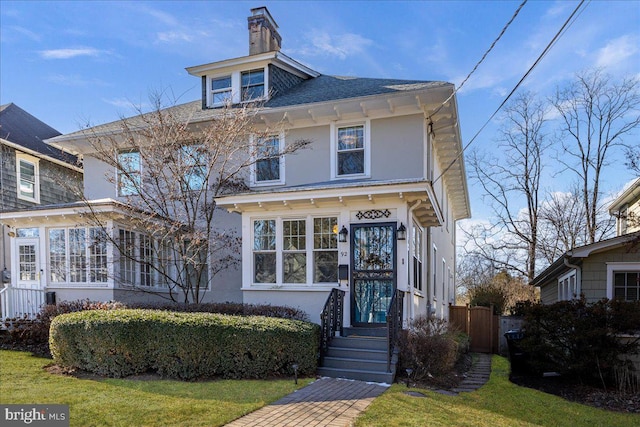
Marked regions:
[319,328,397,384]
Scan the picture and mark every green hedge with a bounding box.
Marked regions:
[49,309,320,380]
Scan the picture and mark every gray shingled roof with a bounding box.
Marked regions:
[0,103,78,165]
[49,75,448,143]
[265,75,446,108]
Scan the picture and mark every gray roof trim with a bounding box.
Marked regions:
[530,231,640,287]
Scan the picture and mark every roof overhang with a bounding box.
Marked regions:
[609,177,640,213]
[530,231,640,287]
[1,138,83,173]
[217,179,444,227]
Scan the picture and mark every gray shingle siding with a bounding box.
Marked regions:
[1,145,82,211]
[268,64,306,98]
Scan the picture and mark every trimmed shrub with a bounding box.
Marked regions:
[50,309,319,380]
[519,298,640,387]
[127,301,309,321]
[398,316,469,382]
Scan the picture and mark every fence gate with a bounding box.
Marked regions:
[449,305,498,354]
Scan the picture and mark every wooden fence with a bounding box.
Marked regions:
[449,305,500,354]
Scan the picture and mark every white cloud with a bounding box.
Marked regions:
[6,25,41,42]
[156,30,194,43]
[46,74,110,87]
[293,30,373,60]
[595,35,639,69]
[39,47,104,59]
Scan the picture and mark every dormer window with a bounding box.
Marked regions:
[241,69,265,101]
[211,76,232,106]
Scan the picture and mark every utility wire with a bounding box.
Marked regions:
[434,0,589,185]
[431,0,528,119]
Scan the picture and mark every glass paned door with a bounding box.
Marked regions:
[351,223,396,325]
[17,239,41,288]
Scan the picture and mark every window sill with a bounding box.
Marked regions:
[244,284,341,292]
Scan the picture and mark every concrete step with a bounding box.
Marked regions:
[326,346,387,361]
[343,327,387,338]
[330,336,387,351]
[322,355,390,372]
[317,366,395,384]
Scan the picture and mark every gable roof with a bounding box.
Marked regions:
[530,231,640,287]
[609,177,640,213]
[0,103,79,167]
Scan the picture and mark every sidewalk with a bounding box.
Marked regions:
[224,377,389,427]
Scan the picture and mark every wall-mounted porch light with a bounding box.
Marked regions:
[397,223,407,241]
[338,226,348,243]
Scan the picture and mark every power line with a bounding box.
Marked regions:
[434,0,589,185]
[430,0,528,119]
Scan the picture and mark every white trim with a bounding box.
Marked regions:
[16,152,40,204]
[330,120,371,180]
[2,139,82,173]
[606,262,640,300]
[557,269,578,301]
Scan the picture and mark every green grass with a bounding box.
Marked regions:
[356,355,640,427]
[0,350,312,427]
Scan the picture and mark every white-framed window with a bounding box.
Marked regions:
[117,228,178,289]
[117,150,141,196]
[253,219,277,283]
[607,263,640,302]
[48,227,107,284]
[252,215,339,285]
[252,133,285,186]
[16,153,40,203]
[412,223,423,291]
[181,145,207,191]
[211,76,232,106]
[558,270,578,301]
[283,219,306,283]
[313,217,338,283]
[331,121,371,178]
[241,69,265,102]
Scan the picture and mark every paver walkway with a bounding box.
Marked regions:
[224,377,389,427]
[226,354,493,426]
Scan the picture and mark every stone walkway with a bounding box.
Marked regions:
[224,377,389,427]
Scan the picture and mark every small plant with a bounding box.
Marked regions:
[398,316,468,384]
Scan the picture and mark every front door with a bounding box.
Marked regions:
[16,239,41,288]
[351,223,396,325]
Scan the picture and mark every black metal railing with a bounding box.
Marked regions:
[386,289,405,372]
[319,288,345,364]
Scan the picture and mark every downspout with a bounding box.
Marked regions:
[563,256,582,299]
[407,200,422,325]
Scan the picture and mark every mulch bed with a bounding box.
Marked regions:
[509,372,640,414]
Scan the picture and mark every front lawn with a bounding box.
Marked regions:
[0,350,312,427]
[355,356,640,427]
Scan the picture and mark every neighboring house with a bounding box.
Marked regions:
[531,231,640,304]
[0,103,82,288]
[0,8,470,380]
[609,177,640,236]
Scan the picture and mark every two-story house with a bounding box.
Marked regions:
[0,8,470,379]
[1,103,82,318]
[532,179,640,304]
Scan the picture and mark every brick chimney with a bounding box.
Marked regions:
[248,7,281,55]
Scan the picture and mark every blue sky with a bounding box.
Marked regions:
[1,0,639,221]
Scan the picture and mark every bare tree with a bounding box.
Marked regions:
[76,96,309,303]
[551,69,640,244]
[467,92,549,281]
[625,146,640,177]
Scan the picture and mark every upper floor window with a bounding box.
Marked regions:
[117,150,141,196]
[16,153,39,203]
[181,145,207,191]
[331,121,370,179]
[253,135,283,185]
[211,76,232,106]
[241,69,265,101]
